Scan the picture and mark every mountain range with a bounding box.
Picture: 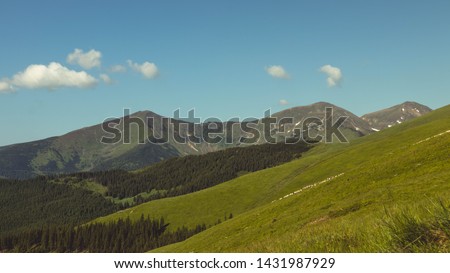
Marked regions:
[0,101,431,179]
[0,102,448,253]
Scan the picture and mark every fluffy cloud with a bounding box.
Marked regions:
[67,49,102,69]
[109,64,126,73]
[0,80,14,93]
[265,65,290,79]
[319,64,342,87]
[100,74,113,84]
[279,99,289,105]
[127,60,159,79]
[4,62,97,90]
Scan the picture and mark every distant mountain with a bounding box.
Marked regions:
[0,111,187,179]
[361,101,432,131]
[272,102,374,138]
[0,101,431,179]
[0,110,241,179]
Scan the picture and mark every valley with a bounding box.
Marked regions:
[1,102,447,253]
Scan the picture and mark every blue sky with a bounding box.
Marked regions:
[0,0,449,146]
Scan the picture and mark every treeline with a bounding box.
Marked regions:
[0,215,206,253]
[0,177,117,235]
[63,142,311,202]
[0,141,309,237]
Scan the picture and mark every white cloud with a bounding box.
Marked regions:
[319,64,342,87]
[265,65,290,79]
[109,64,126,73]
[127,60,159,79]
[279,99,289,105]
[100,74,113,84]
[0,80,14,93]
[6,62,97,90]
[67,48,102,69]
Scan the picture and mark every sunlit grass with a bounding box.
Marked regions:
[93,105,450,252]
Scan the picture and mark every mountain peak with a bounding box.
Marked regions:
[130,110,164,119]
[361,101,431,130]
[400,101,432,110]
[272,101,373,137]
[309,101,336,108]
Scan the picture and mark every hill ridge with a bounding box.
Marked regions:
[0,101,432,179]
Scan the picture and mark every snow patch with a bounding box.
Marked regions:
[396,120,402,124]
[402,108,405,112]
[371,128,380,132]
[388,124,392,128]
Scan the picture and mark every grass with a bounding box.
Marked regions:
[92,145,342,230]
[383,200,450,252]
[92,104,450,252]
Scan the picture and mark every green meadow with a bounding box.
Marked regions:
[92,105,450,252]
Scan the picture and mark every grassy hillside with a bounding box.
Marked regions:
[47,141,310,208]
[0,138,313,242]
[93,105,450,252]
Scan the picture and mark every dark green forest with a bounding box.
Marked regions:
[0,215,206,253]
[59,142,311,203]
[0,177,117,235]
